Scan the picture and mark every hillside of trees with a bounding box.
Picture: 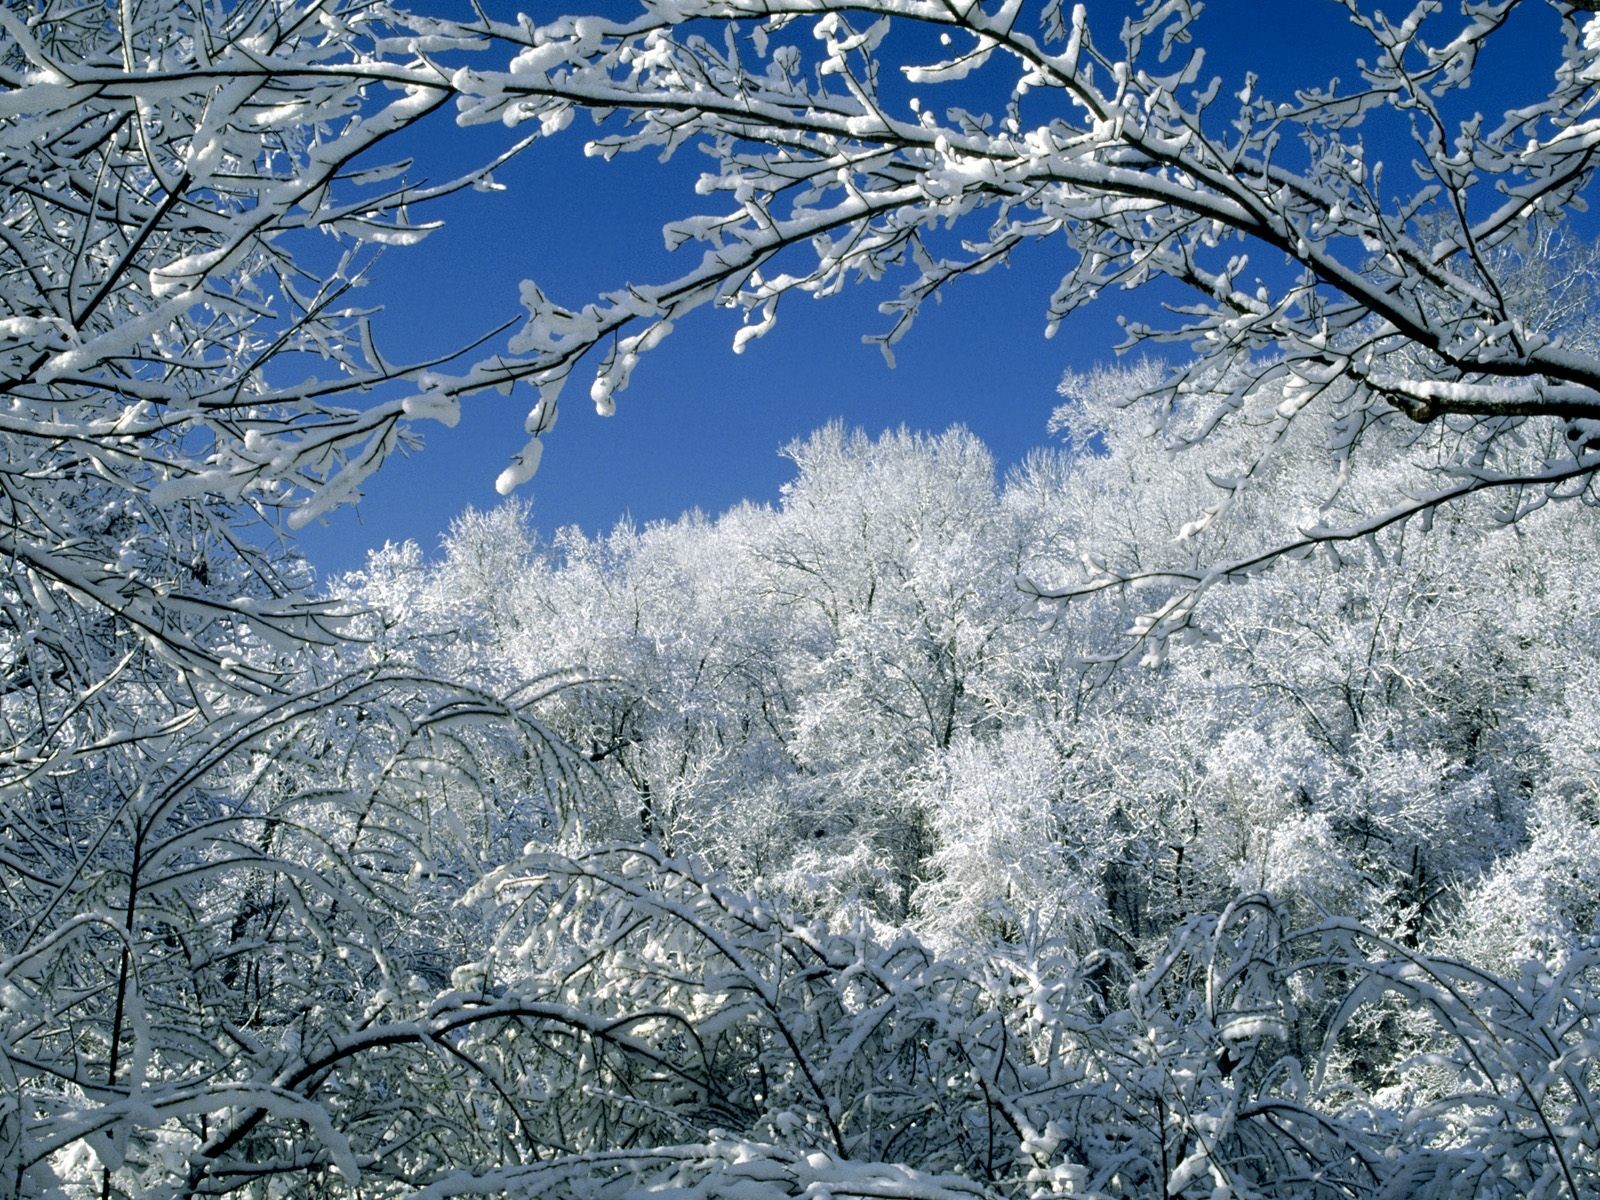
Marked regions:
[5,0,1600,1195]
[328,384,1600,1197]
[357,393,1600,970]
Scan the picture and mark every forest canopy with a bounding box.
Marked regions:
[1,0,1598,1197]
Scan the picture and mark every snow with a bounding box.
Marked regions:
[12,2,1600,1197]
[495,438,545,494]
[402,392,463,428]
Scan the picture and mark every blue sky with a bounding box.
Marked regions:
[290,0,1568,577]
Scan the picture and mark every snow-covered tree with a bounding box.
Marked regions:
[9,0,1600,1193]
[386,0,1600,653]
[313,391,1600,1198]
[0,0,517,686]
[0,2,584,1193]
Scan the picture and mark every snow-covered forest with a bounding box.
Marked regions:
[360,390,1600,974]
[4,0,1600,1196]
[334,394,1600,1197]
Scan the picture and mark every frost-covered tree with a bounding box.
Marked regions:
[388,0,1600,652]
[0,2,584,1193]
[0,0,509,678]
[9,0,1600,1193]
[379,400,1598,958]
[359,408,1600,1195]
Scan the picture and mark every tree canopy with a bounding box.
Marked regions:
[416,0,1600,649]
[2,0,1599,1197]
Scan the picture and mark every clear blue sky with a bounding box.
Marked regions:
[290,0,1567,578]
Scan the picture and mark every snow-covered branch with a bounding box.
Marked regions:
[385,0,1600,649]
